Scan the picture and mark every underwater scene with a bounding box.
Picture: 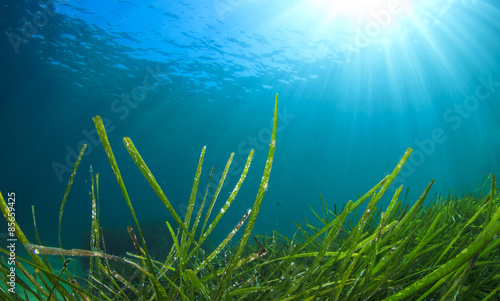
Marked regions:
[1,0,500,299]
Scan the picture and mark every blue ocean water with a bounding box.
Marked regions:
[1,0,500,253]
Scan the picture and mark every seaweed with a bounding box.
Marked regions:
[1,93,499,300]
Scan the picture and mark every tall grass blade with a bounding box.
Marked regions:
[200,154,234,240]
[181,146,206,255]
[216,93,279,299]
[194,150,253,253]
[58,144,87,249]
[383,204,500,301]
[93,116,163,298]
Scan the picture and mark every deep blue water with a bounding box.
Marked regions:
[1,0,500,253]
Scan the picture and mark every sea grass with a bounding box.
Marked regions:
[1,94,500,300]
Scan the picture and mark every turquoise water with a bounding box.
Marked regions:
[1,0,500,253]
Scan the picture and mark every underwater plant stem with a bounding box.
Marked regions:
[215,93,279,299]
[24,244,124,262]
[47,259,70,300]
[92,116,170,300]
[200,157,233,240]
[484,174,495,227]
[192,150,253,255]
[122,134,223,285]
[383,214,500,301]
[181,146,205,254]
[93,117,154,270]
[196,209,251,272]
[0,193,43,268]
[32,206,54,273]
[58,144,87,249]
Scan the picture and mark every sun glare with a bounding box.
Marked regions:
[310,0,414,25]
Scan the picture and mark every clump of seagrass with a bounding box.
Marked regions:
[0,94,279,300]
[1,92,499,300]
